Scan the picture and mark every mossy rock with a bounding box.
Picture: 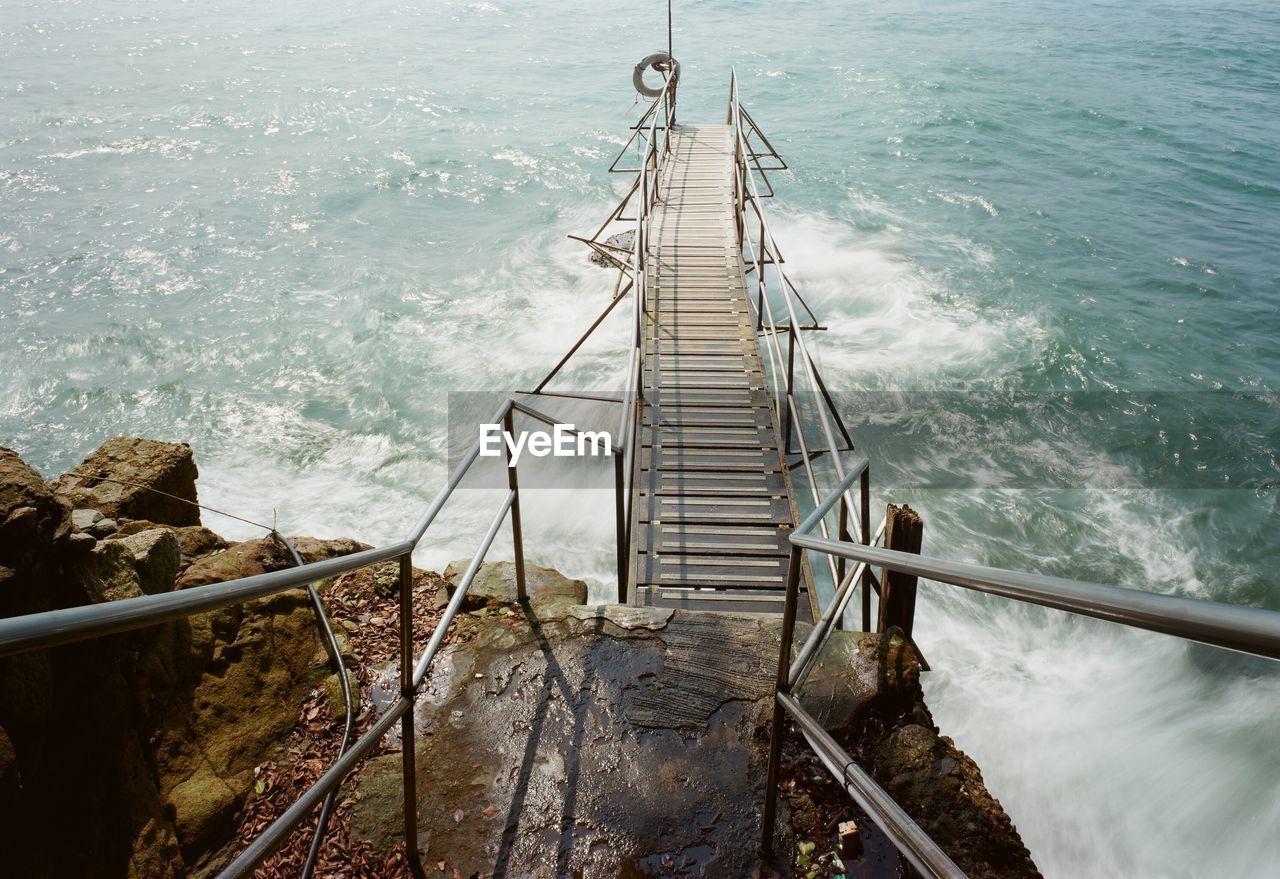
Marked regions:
[77,539,146,603]
[55,437,201,527]
[442,559,587,610]
[113,529,181,596]
[168,768,245,858]
[324,670,361,724]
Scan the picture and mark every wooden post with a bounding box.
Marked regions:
[877,503,923,638]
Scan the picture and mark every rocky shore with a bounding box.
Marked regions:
[0,438,1040,878]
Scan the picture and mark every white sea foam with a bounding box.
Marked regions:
[920,490,1280,878]
[763,207,1279,877]
[766,210,1041,386]
[4,5,1277,876]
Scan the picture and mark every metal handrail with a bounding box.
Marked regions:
[521,75,675,600]
[729,71,1280,878]
[797,466,1280,660]
[727,71,865,614]
[0,395,598,879]
[0,539,414,656]
[614,74,677,601]
[764,463,1280,878]
[0,71,684,875]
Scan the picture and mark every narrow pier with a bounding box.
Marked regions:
[630,123,811,620]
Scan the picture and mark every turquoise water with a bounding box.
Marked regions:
[2,0,1277,875]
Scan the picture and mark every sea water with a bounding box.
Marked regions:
[2,1,1277,875]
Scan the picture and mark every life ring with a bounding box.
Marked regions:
[632,51,679,98]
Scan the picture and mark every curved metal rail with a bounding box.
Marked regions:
[0,396,621,878]
[762,462,1280,878]
[525,80,677,600]
[277,535,356,879]
[727,70,868,620]
[616,82,675,601]
[0,73,682,875]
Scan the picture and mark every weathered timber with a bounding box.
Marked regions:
[877,503,923,637]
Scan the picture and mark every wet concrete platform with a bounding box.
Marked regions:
[352,604,787,878]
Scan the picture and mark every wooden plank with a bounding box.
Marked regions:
[641,494,792,526]
[640,521,792,554]
[643,404,773,430]
[638,470,788,501]
[632,586,812,622]
[644,388,772,409]
[640,443,785,474]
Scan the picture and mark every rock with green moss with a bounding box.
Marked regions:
[174,527,227,566]
[73,528,181,603]
[143,534,367,859]
[176,535,368,590]
[287,535,368,565]
[113,529,181,596]
[442,559,587,610]
[0,444,378,877]
[116,521,225,569]
[167,769,245,858]
[127,818,184,879]
[148,591,329,857]
[175,538,290,590]
[324,670,361,724]
[77,538,148,603]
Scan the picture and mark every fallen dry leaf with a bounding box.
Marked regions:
[214,566,454,879]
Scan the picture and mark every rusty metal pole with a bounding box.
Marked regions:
[502,408,528,602]
[398,553,426,879]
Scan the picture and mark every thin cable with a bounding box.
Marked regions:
[280,531,356,879]
[67,467,359,874]
[63,471,275,533]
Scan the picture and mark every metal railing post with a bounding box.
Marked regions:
[761,544,803,858]
[614,450,627,603]
[398,552,427,879]
[502,408,528,601]
[836,495,850,630]
[784,319,796,455]
[860,466,872,631]
[756,220,765,332]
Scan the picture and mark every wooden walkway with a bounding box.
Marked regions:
[630,123,812,620]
